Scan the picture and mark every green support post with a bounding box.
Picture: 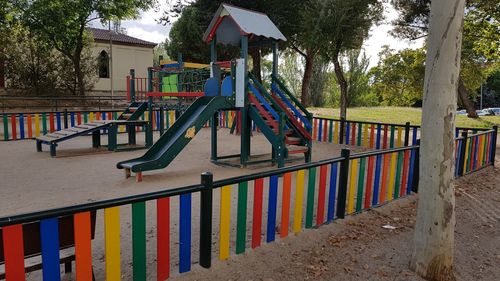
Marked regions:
[277,111,286,168]
[199,172,213,268]
[211,112,218,161]
[92,130,100,148]
[336,149,351,219]
[159,107,165,135]
[3,115,8,140]
[240,35,249,167]
[146,96,154,147]
[404,122,410,146]
[108,123,117,151]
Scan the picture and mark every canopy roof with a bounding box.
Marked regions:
[203,3,286,46]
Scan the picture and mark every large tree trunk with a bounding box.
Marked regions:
[457,78,478,118]
[250,47,262,84]
[410,0,465,280]
[301,52,314,107]
[333,57,348,119]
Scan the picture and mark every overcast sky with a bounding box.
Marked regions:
[92,3,424,68]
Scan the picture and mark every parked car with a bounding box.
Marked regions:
[456,109,467,115]
[476,109,495,116]
[485,108,500,116]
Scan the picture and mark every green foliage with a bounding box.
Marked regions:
[309,57,330,107]
[166,6,210,63]
[343,50,374,107]
[319,0,384,59]
[2,23,59,94]
[370,46,426,106]
[16,0,154,94]
[278,52,303,97]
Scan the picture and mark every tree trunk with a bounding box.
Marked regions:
[250,47,262,84]
[410,0,465,280]
[333,57,348,119]
[301,52,314,107]
[457,78,478,118]
[73,56,85,96]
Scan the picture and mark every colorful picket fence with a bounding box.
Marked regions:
[310,117,494,150]
[0,109,244,141]
[310,117,415,148]
[454,128,497,177]
[0,144,423,280]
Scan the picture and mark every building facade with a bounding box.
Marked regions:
[89,28,156,94]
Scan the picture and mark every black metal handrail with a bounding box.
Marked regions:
[0,183,204,227]
[314,115,494,132]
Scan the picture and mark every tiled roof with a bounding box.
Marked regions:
[88,27,157,48]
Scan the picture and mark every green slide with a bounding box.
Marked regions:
[117,96,232,173]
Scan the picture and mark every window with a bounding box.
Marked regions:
[98,50,109,78]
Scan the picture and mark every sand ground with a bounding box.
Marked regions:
[0,128,365,280]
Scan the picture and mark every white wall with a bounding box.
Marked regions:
[92,42,153,92]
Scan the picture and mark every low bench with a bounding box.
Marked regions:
[0,211,97,280]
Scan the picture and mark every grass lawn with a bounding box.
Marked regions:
[309,107,500,129]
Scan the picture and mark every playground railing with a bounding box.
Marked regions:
[0,144,420,280]
[311,116,496,149]
[0,129,496,279]
[0,108,241,141]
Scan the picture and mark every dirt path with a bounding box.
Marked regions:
[178,154,500,281]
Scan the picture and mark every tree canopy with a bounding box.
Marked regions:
[13,0,155,95]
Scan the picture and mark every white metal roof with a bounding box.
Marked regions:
[203,3,286,45]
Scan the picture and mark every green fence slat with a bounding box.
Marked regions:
[328,120,333,142]
[132,202,147,281]
[42,113,47,134]
[355,157,366,212]
[394,151,403,199]
[83,112,88,123]
[3,115,8,140]
[466,138,472,173]
[236,181,248,254]
[390,126,395,148]
[113,112,118,120]
[305,167,316,229]
[357,123,362,146]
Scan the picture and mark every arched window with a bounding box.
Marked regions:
[98,50,109,78]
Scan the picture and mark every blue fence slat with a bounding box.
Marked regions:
[266,175,278,243]
[40,218,61,281]
[407,149,416,195]
[318,119,323,142]
[376,124,382,149]
[179,194,191,273]
[56,112,61,131]
[346,122,350,145]
[19,114,25,139]
[327,163,338,221]
[70,113,75,127]
[372,155,382,206]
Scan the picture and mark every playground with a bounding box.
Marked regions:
[0,3,498,281]
[0,129,361,216]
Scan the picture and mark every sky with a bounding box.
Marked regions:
[92,3,424,68]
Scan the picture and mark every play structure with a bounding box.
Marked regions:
[35,102,151,157]
[117,3,313,180]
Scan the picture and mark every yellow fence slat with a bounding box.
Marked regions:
[105,207,121,281]
[219,185,231,260]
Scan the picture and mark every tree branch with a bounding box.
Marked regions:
[290,42,306,58]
